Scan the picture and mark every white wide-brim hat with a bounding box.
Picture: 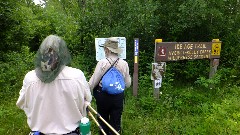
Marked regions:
[102,37,122,54]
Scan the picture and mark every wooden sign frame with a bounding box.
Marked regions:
[155,42,221,62]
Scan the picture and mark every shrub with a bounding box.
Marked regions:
[0,46,34,100]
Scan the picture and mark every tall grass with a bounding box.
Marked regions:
[2,86,240,135]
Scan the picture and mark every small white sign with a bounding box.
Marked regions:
[154,79,162,88]
[95,37,126,61]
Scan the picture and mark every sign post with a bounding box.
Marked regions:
[151,62,166,95]
[209,39,221,88]
[133,38,139,97]
[153,39,163,99]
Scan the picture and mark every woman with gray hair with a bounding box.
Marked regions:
[89,37,131,135]
[16,35,92,135]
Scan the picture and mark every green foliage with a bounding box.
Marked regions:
[0,0,20,51]
[0,46,34,100]
[161,71,174,91]
[195,74,221,89]
[71,53,96,79]
[0,99,30,134]
[195,67,240,89]
[122,85,240,134]
[1,0,240,134]
[2,0,240,83]
[203,92,240,134]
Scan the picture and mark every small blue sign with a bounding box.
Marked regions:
[134,39,139,56]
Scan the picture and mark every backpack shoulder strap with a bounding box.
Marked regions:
[106,58,112,65]
[106,58,119,67]
[99,58,119,83]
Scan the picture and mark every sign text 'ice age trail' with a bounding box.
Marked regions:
[155,42,221,62]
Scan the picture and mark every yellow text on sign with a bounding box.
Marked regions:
[212,42,221,55]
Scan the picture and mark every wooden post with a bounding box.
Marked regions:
[209,59,219,79]
[153,39,162,99]
[209,39,221,88]
[133,38,139,96]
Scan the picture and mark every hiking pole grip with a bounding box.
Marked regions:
[88,111,107,135]
[88,105,120,135]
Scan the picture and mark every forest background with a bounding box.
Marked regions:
[1,0,240,134]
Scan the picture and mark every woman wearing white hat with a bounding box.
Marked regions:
[89,37,131,135]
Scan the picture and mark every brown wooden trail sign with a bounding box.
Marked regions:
[152,39,221,98]
[155,41,221,62]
